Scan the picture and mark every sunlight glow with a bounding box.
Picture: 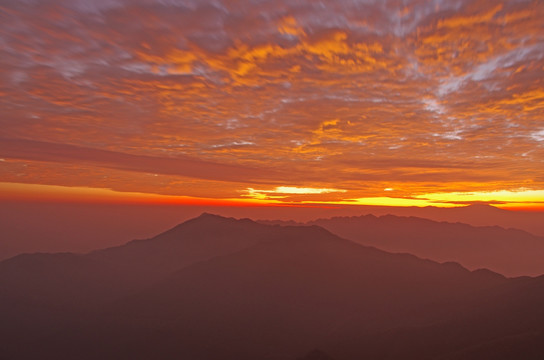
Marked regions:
[244,186,347,199]
[420,189,544,204]
[1,182,542,210]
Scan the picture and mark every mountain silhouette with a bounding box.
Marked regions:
[261,214,544,277]
[88,212,277,283]
[0,213,275,310]
[329,204,544,237]
[1,214,543,359]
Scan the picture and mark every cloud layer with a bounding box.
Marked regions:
[1,0,543,207]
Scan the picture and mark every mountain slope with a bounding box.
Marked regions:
[1,214,543,360]
[321,204,544,237]
[0,213,280,305]
[93,226,510,360]
[88,212,276,282]
[261,214,544,277]
[0,213,280,356]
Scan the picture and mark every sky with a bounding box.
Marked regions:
[1,0,543,210]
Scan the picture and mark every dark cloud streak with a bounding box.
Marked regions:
[0,138,272,183]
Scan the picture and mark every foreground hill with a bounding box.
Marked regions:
[1,214,543,359]
[261,214,544,277]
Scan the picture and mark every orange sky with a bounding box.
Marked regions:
[0,0,543,210]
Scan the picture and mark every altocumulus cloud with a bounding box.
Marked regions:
[0,0,543,206]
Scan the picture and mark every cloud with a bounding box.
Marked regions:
[0,138,273,183]
[0,0,543,205]
[243,186,347,201]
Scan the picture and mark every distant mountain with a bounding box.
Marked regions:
[2,202,542,262]
[1,214,543,359]
[337,204,544,237]
[261,214,544,277]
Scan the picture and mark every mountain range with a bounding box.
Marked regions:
[345,204,544,237]
[1,213,544,359]
[2,202,543,263]
[260,214,544,277]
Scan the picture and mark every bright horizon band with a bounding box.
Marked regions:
[1,182,542,210]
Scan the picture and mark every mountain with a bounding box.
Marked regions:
[90,225,506,360]
[0,213,279,311]
[261,214,544,277]
[88,212,277,283]
[2,202,542,262]
[1,214,544,359]
[339,204,544,237]
[0,213,277,354]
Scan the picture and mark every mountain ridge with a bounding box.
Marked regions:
[1,213,543,359]
[259,213,544,277]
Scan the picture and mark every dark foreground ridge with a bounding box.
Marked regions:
[1,213,544,359]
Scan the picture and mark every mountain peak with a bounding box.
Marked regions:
[181,213,240,226]
[196,212,228,220]
[189,212,256,226]
[464,203,502,211]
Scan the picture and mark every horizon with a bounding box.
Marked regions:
[2,198,544,263]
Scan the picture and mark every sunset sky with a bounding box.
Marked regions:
[1,0,543,210]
